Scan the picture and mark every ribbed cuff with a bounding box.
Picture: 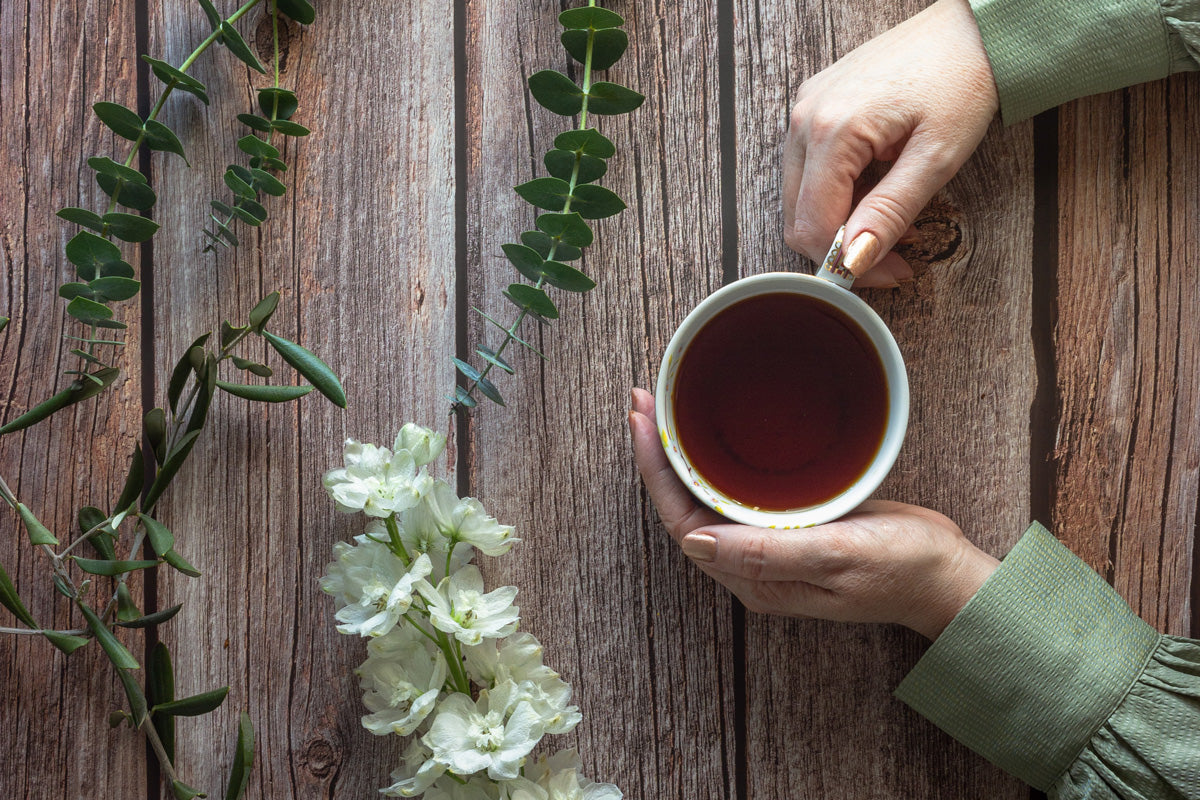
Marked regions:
[969,0,1174,123]
[894,522,1160,790]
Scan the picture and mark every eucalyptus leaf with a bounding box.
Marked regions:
[224,169,255,198]
[117,603,184,629]
[220,21,266,72]
[57,207,106,232]
[271,120,310,137]
[539,261,596,292]
[520,230,582,261]
[65,231,123,278]
[475,346,514,374]
[225,712,255,800]
[44,631,90,654]
[0,560,37,627]
[69,348,105,365]
[93,102,144,141]
[562,28,628,71]
[586,82,645,115]
[543,149,606,184]
[571,184,626,219]
[152,685,229,717]
[452,386,477,409]
[73,557,158,576]
[58,283,97,301]
[0,367,120,436]
[143,120,188,161]
[142,56,209,104]
[558,6,624,29]
[231,205,263,226]
[505,284,559,319]
[275,0,315,24]
[103,212,159,243]
[197,0,221,30]
[88,156,147,182]
[148,642,176,763]
[89,276,141,302]
[220,320,246,348]
[554,129,616,158]
[501,243,545,282]
[528,70,584,116]
[237,113,272,132]
[249,168,286,196]
[16,503,58,546]
[258,88,298,120]
[262,331,347,407]
[96,174,157,211]
[514,177,572,211]
[476,376,505,406]
[536,212,593,247]
[79,601,139,670]
[452,358,481,383]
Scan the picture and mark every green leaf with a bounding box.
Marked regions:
[57,207,106,232]
[163,548,201,578]
[66,297,113,326]
[0,560,36,627]
[143,120,188,161]
[117,603,183,629]
[275,0,315,23]
[262,331,347,408]
[452,358,481,383]
[249,168,286,196]
[539,261,595,292]
[142,56,209,104]
[102,212,159,243]
[501,243,544,282]
[220,321,247,349]
[558,6,624,29]
[476,376,505,406]
[88,156,147,183]
[536,212,593,247]
[258,87,298,120]
[259,156,288,172]
[571,184,626,219]
[231,204,264,226]
[217,381,313,402]
[44,631,90,654]
[96,174,158,211]
[271,119,310,137]
[528,70,584,116]
[0,317,8,334]
[93,101,144,140]
[73,557,158,576]
[59,283,97,301]
[16,503,58,546]
[171,780,205,800]
[249,292,280,332]
[148,642,176,762]
[224,169,255,198]
[554,128,616,158]
[0,367,120,436]
[587,82,645,115]
[117,667,149,728]
[543,149,606,184]
[198,0,221,29]
[143,429,202,512]
[476,346,514,374]
[225,712,254,800]
[562,28,628,71]
[514,177,572,211]
[65,231,123,277]
[116,583,140,622]
[79,505,117,560]
[232,356,272,377]
[168,334,210,413]
[237,113,272,132]
[220,21,266,72]
[88,276,140,302]
[452,385,477,409]
[187,353,218,433]
[145,407,167,463]
[521,230,581,261]
[114,445,145,514]
[153,685,229,717]
[505,284,559,319]
[237,135,279,160]
[139,513,174,557]
[70,348,105,365]
[78,601,139,670]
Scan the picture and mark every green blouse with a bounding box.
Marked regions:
[969,0,1200,123]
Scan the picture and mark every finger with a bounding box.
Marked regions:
[693,563,840,619]
[679,523,856,583]
[853,252,914,289]
[628,391,721,540]
[841,137,958,276]
[781,117,806,242]
[786,134,868,262]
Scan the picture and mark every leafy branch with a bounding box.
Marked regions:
[450,1,642,413]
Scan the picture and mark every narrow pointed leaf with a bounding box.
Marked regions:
[79,601,139,669]
[143,120,187,160]
[116,583,140,622]
[148,642,176,762]
[197,0,221,30]
[0,560,36,627]
[216,381,313,402]
[163,548,201,578]
[152,685,229,717]
[172,781,204,800]
[275,0,315,23]
[143,429,202,512]
[562,28,628,70]
[452,385,477,409]
[44,631,90,654]
[571,184,626,219]
[57,207,106,231]
[554,129,616,158]
[93,102,144,140]
[261,331,346,407]
[0,367,120,436]
[558,6,624,29]
[117,667,149,726]
[220,21,266,72]
[73,557,158,576]
[452,358,481,382]
[587,82,645,115]
[117,603,183,629]
[139,513,174,557]
[114,446,145,514]
[16,503,58,546]
[168,334,210,413]
[142,56,209,104]
[187,354,218,433]
[476,376,505,406]
[232,356,272,377]
[528,70,583,116]
[476,346,514,374]
[225,712,255,800]
[79,505,117,560]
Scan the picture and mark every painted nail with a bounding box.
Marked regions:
[842,232,880,276]
[681,532,717,562]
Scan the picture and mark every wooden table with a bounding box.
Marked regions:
[3,0,1197,797]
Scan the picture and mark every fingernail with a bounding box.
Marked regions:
[681,532,717,562]
[842,232,880,276]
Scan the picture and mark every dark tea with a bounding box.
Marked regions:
[672,292,888,511]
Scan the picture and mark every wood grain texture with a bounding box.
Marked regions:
[464,0,736,796]
[148,1,457,797]
[1053,76,1200,636]
[733,0,1034,796]
[0,0,146,796]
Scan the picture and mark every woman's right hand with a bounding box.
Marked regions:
[783,0,999,286]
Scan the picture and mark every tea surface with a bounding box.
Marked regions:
[673,292,888,511]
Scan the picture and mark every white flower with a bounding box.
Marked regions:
[324,535,433,637]
[423,682,545,781]
[405,481,518,558]
[395,423,447,467]
[324,439,433,517]
[358,625,448,736]
[464,634,579,735]
[525,749,582,785]
[542,770,622,800]
[499,777,548,800]
[419,566,519,646]
[381,740,446,797]
[425,778,498,800]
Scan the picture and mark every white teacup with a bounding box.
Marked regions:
[654,229,909,529]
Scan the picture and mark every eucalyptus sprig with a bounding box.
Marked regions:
[450,0,643,413]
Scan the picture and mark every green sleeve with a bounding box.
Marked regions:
[968,0,1200,123]
[894,522,1200,795]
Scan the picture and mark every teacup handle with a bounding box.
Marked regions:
[815,224,855,290]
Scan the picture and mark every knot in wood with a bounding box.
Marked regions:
[254,14,294,73]
[299,736,340,780]
[896,195,964,277]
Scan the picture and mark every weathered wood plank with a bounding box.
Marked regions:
[734,0,1033,796]
[0,0,146,796]
[1053,76,1200,637]
[465,0,736,797]
[150,2,457,796]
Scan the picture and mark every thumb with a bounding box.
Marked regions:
[841,137,958,277]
